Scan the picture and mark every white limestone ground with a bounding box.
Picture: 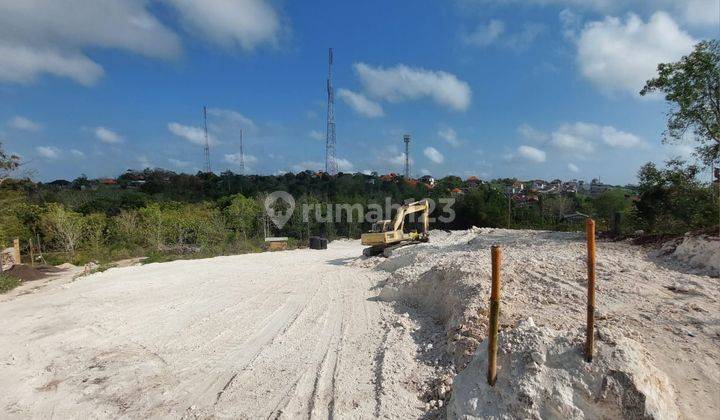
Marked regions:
[1,229,717,419]
[365,228,719,419]
[0,241,443,419]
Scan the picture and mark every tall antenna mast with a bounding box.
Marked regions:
[325,48,338,175]
[239,128,245,174]
[404,134,411,178]
[203,106,211,173]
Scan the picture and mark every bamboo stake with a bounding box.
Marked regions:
[488,245,501,386]
[585,218,596,362]
[13,238,20,265]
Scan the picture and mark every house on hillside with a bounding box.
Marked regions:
[531,179,548,190]
[466,176,482,188]
[419,175,435,187]
[562,180,579,194]
[506,181,524,195]
[46,179,71,189]
[590,178,612,195]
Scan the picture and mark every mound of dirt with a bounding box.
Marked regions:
[671,234,719,276]
[449,318,677,419]
[4,264,63,281]
[370,228,719,418]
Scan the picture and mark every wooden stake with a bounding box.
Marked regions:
[488,245,501,386]
[13,238,20,265]
[29,239,34,267]
[585,218,596,362]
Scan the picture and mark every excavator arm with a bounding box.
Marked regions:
[391,200,429,233]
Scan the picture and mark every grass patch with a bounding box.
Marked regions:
[0,273,21,293]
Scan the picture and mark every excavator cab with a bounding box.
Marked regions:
[370,220,392,233]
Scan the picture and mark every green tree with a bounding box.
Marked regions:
[641,40,720,167]
[592,190,631,227]
[83,213,108,256]
[111,210,142,247]
[0,142,20,185]
[225,194,261,239]
[139,204,165,250]
[635,159,718,233]
[42,204,85,255]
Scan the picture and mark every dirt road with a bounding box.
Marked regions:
[0,241,440,419]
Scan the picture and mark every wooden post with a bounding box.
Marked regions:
[29,239,35,267]
[585,218,596,362]
[488,245,502,386]
[13,238,20,265]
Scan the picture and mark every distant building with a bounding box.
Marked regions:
[419,175,435,187]
[380,173,398,182]
[47,179,71,188]
[531,179,548,190]
[465,176,482,188]
[506,181,524,195]
[590,178,612,195]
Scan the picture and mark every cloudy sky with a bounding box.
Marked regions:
[0,0,717,183]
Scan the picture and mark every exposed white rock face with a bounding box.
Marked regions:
[449,318,678,420]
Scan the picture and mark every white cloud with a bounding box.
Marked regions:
[438,127,460,147]
[168,158,191,168]
[380,151,413,169]
[423,147,444,164]
[460,0,718,27]
[462,20,505,47]
[137,155,152,169]
[517,123,548,142]
[36,146,60,159]
[551,122,643,152]
[70,149,85,158]
[681,0,720,27]
[337,89,384,118]
[291,158,351,172]
[568,162,579,173]
[94,126,124,144]
[354,63,472,111]
[601,126,643,148]
[8,116,41,131]
[517,145,546,163]
[0,43,104,86]
[168,122,217,146]
[0,0,286,86]
[309,130,324,141]
[163,0,282,50]
[224,153,258,165]
[335,157,354,172]
[576,12,696,96]
[551,123,596,153]
[0,0,180,85]
[207,108,257,132]
[462,20,544,50]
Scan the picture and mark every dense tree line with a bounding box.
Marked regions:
[0,161,716,266]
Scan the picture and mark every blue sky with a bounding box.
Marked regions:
[0,0,717,184]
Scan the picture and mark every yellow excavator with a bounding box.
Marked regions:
[361,200,430,257]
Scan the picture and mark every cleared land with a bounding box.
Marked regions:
[0,242,442,418]
[0,230,718,419]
